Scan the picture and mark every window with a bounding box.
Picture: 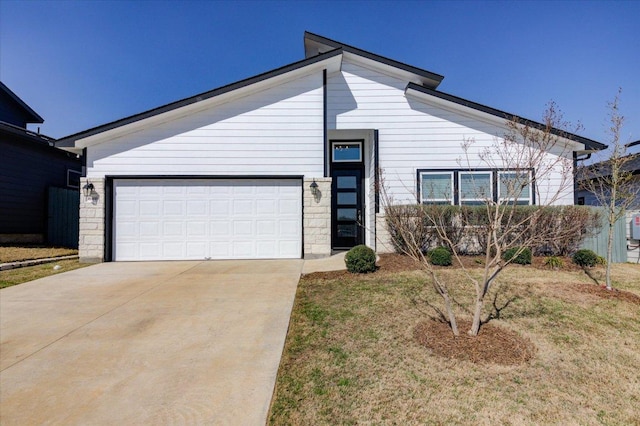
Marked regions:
[67,169,81,189]
[332,141,362,162]
[417,169,535,206]
[459,172,492,205]
[420,172,454,204]
[498,171,532,205]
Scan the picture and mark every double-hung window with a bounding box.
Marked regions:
[420,172,454,204]
[498,171,532,205]
[459,172,492,205]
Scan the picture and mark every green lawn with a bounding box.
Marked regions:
[269,262,640,424]
[0,259,89,289]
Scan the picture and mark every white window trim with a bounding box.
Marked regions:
[67,169,82,189]
[331,141,362,163]
[420,171,454,205]
[498,171,532,205]
[459,171,493,204]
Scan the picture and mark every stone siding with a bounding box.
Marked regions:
[78,178,105,263]
[303,177,332,258]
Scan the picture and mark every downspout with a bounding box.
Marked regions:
[323,69,328,177]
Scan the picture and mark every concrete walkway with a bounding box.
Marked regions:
[0,260,302,425]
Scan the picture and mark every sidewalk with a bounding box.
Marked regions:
[302,251,347,274]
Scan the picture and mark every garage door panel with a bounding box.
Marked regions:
[114,179,301,261]
[210,221,230,236]
[232,241,253,258]
[211,200,230,215]
[139,222,159,236]
[187,221,207,236]
[163,201,183,216]
[187,200,207,215]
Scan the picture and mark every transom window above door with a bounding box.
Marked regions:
[332,141,363,163]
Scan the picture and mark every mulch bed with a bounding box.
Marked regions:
[413,319,536,366]
[570,283,640,305]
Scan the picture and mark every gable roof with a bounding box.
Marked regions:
[405,83,607,151]
[57,31,605,152]
[303,31,444,89]
[57,48,343,147]
[0,81,44,124]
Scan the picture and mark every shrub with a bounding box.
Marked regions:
[344,245,377,273]
[385,205,601,257]
[573,249,598,267]
[596,255,607,266]
[544,256,564,269]
[503,247,532,265]
[429,247,452,266]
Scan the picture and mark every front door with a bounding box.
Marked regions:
[331,168,364,249]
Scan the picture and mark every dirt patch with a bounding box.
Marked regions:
[570,283,640,305]
[414,319,536,365]
[376,253,422,272]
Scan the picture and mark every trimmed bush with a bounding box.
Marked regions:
[573,249,598,267]
[544,256,564,269]
[429,247,452,266]
[503,247,532,265]
[596,255,607,266]
[385,205,602,257]
[344,245,377,273]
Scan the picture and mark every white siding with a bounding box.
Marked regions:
[328,60,575,206]
[87,73,324,178]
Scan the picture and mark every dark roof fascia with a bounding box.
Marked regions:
[0,81,44,124]
[304,31,444,89]
[580,154,640,180]
[405,82,607,151]
[0,120,55,146]
[57,48,344,145]
[0,121,77,159]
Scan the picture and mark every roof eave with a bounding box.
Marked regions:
[405,83,607,151]
[0,81,44,124]
[304,31,444,89]
[58,48,344,147]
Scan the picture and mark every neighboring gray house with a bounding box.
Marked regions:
[57,32,605,263]
[576,149,640,263]
[0,82,82,246]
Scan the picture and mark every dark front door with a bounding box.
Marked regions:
[331,168,364,249]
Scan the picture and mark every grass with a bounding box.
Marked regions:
[0,246,78,263]
[269,263,640,425]
[0,259,89,289]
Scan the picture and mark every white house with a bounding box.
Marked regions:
[57,32,605,263]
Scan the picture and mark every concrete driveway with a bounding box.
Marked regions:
[0,259,303,425]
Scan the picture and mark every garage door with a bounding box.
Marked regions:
[113,178,302,261]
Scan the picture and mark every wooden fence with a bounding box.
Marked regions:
[47,187,79,248]
[580,207,628,263]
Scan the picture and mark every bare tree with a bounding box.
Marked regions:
[578,89,639,290]
[383,103,599,336]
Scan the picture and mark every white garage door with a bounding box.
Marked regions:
[113,178,302,261]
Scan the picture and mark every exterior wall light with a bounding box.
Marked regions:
[82,182,95,198]
[310,180,319,197]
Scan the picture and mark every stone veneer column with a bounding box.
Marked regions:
[303,177,332,258]
[78,177,106,263]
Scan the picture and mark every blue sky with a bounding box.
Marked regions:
[1,0,638,149]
